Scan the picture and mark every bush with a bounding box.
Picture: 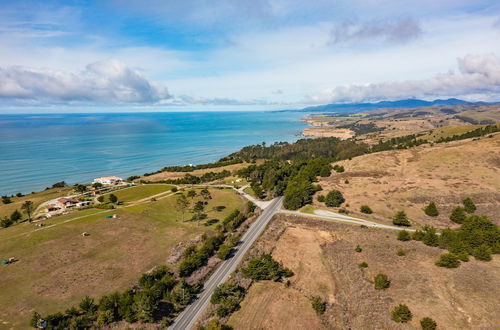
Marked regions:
[360,205,373,214]
[396,248,406,256]
[354,245,362,252]
[424,202,439,217]
[358,261,368,268]
[462,197,476,214]
[10,210,22,222]
[421,226,439,247]
[420,317,437,330]
[397,230,411,241]
[171,187,178,193]
[333,164,345,173]
[391,304,412,323]
[217,244,233,260]
[325,190,345,207]
[392,211,410,226]
[317,195,325,203]
[374,274,390,290]
[241,254,294,281]
[472,245,492,261]
[449,207,466,224]
[435,253,460,268]
[311,296,326,315]
[344,179,349,184]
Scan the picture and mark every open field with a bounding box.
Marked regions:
[140,163,249,182]
[316,134,500,228]
[0,187,73,220]
[229,215,500,329]
[102,184,174,203]
[0,187,246,329]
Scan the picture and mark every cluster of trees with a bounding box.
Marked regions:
[435,123,499,143]
[398,214,499,267]
[210,281,246,317]
[241,254,294,281]
[178,234,226,277]
[338,122,384,135]
[229,138,368,162]
[30,266,201,328]
[371,134,427,153]
[450,198,477,224]
[1,200,34,228]
[221,210,247,232]
[160,159,243,173]
[146,170,232,185]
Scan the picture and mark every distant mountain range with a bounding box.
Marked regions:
[297,98,496,114]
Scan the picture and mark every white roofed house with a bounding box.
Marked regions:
[93,176,124,185]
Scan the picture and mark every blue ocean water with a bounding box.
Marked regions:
[0,111,308,195]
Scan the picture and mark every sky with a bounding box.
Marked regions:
[1,0,500,112]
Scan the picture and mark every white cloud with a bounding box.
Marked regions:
[307,54,500,103]
[328,18,422,46]
[0,60,170,104]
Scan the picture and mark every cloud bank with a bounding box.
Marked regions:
[308,54,500,103]
[0,60,170,104]
[328,18,422,46]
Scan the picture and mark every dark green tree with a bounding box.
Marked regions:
[424,202,439,217]
[325,190,345,207]
[435,253,460,268]
[391,304,412,323]
[462,197,476,214]
[97,195,104,203]
[392,211,410,226]
[21,200,34,222]
[109,194,118,204]
[420,317,437,330]
[449,206,466,223]
[360,205,373,214]
[10,209,22,222]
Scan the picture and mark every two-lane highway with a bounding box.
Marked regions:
[170,196,283,330]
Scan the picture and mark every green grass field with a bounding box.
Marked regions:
[102,184,174,203]
[0,186,245,329]
[420,124,482,141]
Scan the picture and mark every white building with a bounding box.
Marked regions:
[93,176,124,185]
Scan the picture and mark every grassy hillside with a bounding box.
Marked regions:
[316,133,500,228]
[0,187,245,329]
[228,215,500,329]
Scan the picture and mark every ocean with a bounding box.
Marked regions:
[0,111,308,195]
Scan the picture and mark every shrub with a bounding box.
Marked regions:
[109,194,118,204]
[333,164,345,173]
[421,226,439,247]
[391,304,412,323]
[397,230,411,241]
[79,296,97,315]
[10,210,22,222]
[462,197,476,214]
[217,244,233,260]
[360,205,373,214]
[317,195,325,203]
[325,190,345,207]
[171,187,178,192]
[96,310,114,326]
[358,261,368,268]
[392,211,410,226]
[355,245,362,253]
[241,254,294,281]
[435,253,460,268]
[344,179,349,184]
[311,296,326,315]
[449,207,466,224]
[420,317,437,330]
[424,202,439,217]
[374,274,390,290]
[472,245,492,261]
[396,248,406,256]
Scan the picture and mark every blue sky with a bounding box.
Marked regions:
[1,0,500,111]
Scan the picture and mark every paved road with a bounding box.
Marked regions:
[170,196,283,330]
[280,209,416,232]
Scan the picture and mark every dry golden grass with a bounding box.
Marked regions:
[317,134,500,228]
[231,215,500,329]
